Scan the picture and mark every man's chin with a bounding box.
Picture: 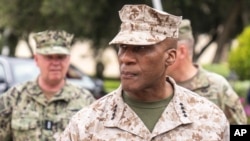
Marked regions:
[121,83,138,92]
[47,78,63,85]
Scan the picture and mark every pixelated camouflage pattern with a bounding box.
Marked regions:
[58,77,229,141]
[178,65,247,124]
[0,79,95,141]
[179,19,194,41]
[33,30,74,55]
[109,4,182,45]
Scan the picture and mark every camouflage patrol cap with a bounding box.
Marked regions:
[33,30,74,55]
[179,19,194,41]
[109,4,182,46]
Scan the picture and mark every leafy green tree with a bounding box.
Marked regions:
[0,0,250,64]
[0,0,45,56]
[228,26,250,80]
[161,0,248,63]
[0,0,152,56]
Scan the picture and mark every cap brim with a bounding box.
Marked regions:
[109,31,166,45]
[36,46,70,55]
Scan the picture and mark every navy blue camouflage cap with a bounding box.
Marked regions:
[33,30,74,55]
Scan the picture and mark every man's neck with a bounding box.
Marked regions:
[38,77,65,100]
[175,63,198,83]
[124,81,174,102]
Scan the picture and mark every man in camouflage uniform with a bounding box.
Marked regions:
[58,4,229,141]
[166,19,247,124]
[0,30,95,141]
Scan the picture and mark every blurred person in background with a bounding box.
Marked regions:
[58,4,229,141]
[166,19,247,124]
[247,87,250,104]
[0,30,95,141]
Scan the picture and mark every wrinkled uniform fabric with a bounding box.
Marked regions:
[59,77,229,141]
[0,80,95,141]
[178,65,247,124]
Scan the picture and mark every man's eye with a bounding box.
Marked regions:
[43,55,67,60]
[45,56,53,60]
[134,46,145,51]
[119,44,127,49]
[118,45,127,52]
[58,55,66,60]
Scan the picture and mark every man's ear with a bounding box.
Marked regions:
[34,54,39,67]
[177,45,187,59]
[165,48,176,66]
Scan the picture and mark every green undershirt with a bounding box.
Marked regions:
[123,92,173,132]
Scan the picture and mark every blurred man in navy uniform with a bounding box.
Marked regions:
[0,30,95,141]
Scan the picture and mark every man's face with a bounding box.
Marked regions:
[117,39,176,92]
[35,54,70,84]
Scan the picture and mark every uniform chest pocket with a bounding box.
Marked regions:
[11,118,37,130]
[11,118,41,140]
[11,108,39,130]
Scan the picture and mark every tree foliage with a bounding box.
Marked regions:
[228,26,250,80]
[0,0,250,62]
[0,0,152,56]
[161,0,249,63]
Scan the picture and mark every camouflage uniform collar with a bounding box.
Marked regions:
[178,64,210,91]
[25,80,75,104]
[166,76,193,124]
[103,77,192,135]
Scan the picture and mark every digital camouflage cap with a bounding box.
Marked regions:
[109,4,182,45]
[179,19,194,41]
[33,30,74,55]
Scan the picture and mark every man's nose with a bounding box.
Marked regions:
[50,57,62,63]
[119,50,135,64]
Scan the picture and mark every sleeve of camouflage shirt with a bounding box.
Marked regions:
[220,77,247,124]
[0,87,19,141]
